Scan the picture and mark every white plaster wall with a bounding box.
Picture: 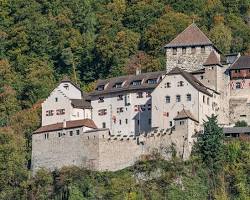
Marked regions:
[151,74,200,129]
[91,90,153,136]
[58,82,82,99]
[42,90,72,126]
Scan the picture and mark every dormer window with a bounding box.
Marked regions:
[96,85,105,91]
[131,80,141,86]
[113,82,123,88]
[147,79,157,84]
[63,84,69,90]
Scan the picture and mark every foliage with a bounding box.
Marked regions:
[235,120,248,127]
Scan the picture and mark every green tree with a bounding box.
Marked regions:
[235,120,248,127]
[209,23,232,53]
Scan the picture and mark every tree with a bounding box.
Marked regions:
[235,120,248,127]
[209,23,232,53]
[196,115,225,172]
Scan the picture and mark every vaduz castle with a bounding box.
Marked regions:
[32,23,250,172]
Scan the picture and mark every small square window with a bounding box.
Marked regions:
[165,96,171,103]
[182,47,186,54]
[76,130,80,135]
[70,131,73,136]
[176,95,181,102]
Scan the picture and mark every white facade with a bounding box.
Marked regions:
[42,81,92,126]
[152,71,217,130]
[91,90,153,136]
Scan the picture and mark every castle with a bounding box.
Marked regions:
[32,23,250,173]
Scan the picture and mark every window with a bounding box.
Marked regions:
[76,130,80,135]
[203,95,205,103]
[44,133,49,139]
[131,80,142,86]
[146,92,151,97]
[63,84,69,90]
[176,95,181,102]
[137,120,140,125]
[102,122,106,128]
[98,109,107,116]
[141,105,146,111]
[98,97,104,103]
[117,107,124,113]
[201,46,205,53]
[169,121,173,127]
[147,79,157,84]
[55,97,58,102]
[46,110,54,116]
[148,118,151,125]
[207,97,210,105]
[125,119,128,124]
[178,81,184,87]
[240,115,246,118]
[119,120,122,125]
[200,75,204,80]
[165,96,171,103]
[136,92,143,98]
[166,82,171,88]
[182,47,186,54]
[235,69,240,73]
[191,47,196,54]
[70,131,73,136]
[96,85,105,91]
[58,132,62,137]
[117,94,123,101]
[173,48,177,55]
[113,82,123,88]
[56,109,65,115]
[180,121,185,125]
[187,94,191,101]
[236,82,241,89]
[148,104,151,111]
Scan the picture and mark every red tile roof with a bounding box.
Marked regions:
[165,23,212,48]
[34,119,97,134]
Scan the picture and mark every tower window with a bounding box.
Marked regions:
[191,47,196,54]
[173,48,177,55]
[102,122,106,128]
[182,47,186,54]
[201,46,205,53]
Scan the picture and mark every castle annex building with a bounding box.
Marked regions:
[32,23,250,173]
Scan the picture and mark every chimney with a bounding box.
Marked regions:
[63,119,67,129]
[136,67,141,75]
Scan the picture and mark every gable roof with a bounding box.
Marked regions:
[203,51,222,66]
[174,109,198,123]
[165,23,213,48]
[229,56,250,70]
[168,67,212,96]
[34,119,97,134]
[89,71,166,96]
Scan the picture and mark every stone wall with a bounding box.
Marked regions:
[166,46,214,72]
[32,125,193,173]
[229,97,250,125]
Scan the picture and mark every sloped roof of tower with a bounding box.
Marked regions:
[203,51,222,66]
[164,23,213,48]
[174,109,198,123]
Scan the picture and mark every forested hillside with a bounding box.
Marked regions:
[0,0,250,199]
